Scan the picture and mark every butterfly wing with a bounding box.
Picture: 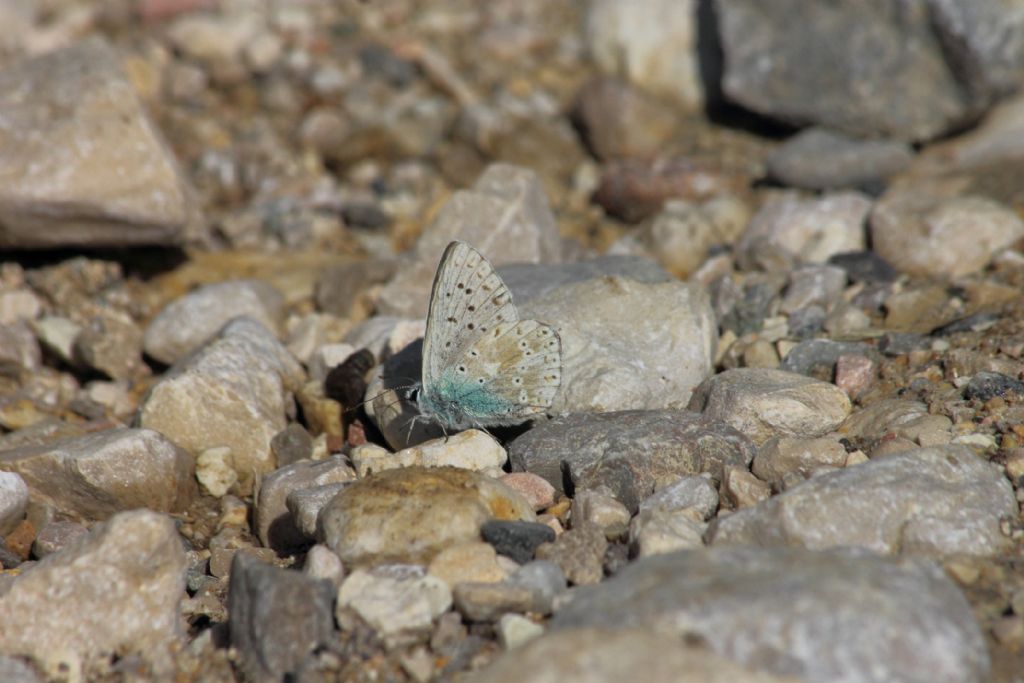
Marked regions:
[420,240,561,429]
[422,240,520,396]
[463,318,562,425]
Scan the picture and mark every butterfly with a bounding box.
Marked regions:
[411,240,562,432]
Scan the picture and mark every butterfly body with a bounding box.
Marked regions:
[415,241,562,432]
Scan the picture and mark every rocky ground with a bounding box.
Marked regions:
[1,1,1024,682]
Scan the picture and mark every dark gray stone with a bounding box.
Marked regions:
[766,127,913,190]
[480,520,556,564]
[963,371,1024,402]
[497,255,670,306]
[716,0,985,141]
[227,552,335,683]
[552,546,990,683]
[270,423,314,468]
[827,250,898,283]
[780,339,880,378]
[508,410,755,513]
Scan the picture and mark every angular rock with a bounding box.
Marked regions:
[571,490,631,539]
[737,192,870,267]
[464,627,798,683]
[535,522,607,586]
[337,566,452,648]
[227,552,335,683]
[871,191,1024,278]
[255,456,355,553]
[509,410,755,512]
[0,510,187,676]
[930,0,1024,98]
[629,508,705,558]
[710,445,1015,558]
[522,277,716,414]
[638,475,719,520]
[138,317,305,495]
[73,310,144,380]
[716,0,983,141]
[0,472,28,536]
[0,38,201,248]
[376,164,560,318]
[350,430,506,478]
[766,127,913,190]
[320,466,534,567]
[552,546,990,683]
[286,483,350,540]
[144,280,285,365]
[0,428,195,523]
[751,436,848,490]
[0,322,40,373]
[687,368,851,446]
[584,0,703,110]
[480,520,556,565]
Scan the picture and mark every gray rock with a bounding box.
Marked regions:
[687,368,851,446]
[571,77,681,161]
[780,339,880,378]
[73,310,144,380]
[584,0,704,110]
[535,522,608,586]
[269,423,314,467]
[716,0,983,141]
[30,316,80,365]
[629,509,706,558]
[871,191,1024,278]
[0,472,28,536]
[376,163,560,318]
[838,398,933,443]
[0,656,42,683]
[143,280,285,365]
[255,456,354,553]
[766,128,913,190]
[315,259,396,318]
[452,582,536,622]
[286,483,350,540]
[138,317,305,496]
[710,445,1015,558]
[509,410,755,512]
[31,520,89,559]
[521,277,716,415]
[0,428,196,523]
[227,552,335,683]
[0,510,187,676]
[337,566,452,648]
[638,475,719,520]
[779,265,847,315]
[0,322,40,373]
[737,191,870,267]
[463,627,798,683]
[552,546,990,683]
[930,0,1024,98]
[320,466,534,567]
[505,560,567,615]
[497,254,669,306]
[0,38,203,248]
[751,436,848,490]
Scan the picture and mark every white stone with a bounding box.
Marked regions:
[337,568,452,648]
[195,447,237,497]
[496,613,544,650]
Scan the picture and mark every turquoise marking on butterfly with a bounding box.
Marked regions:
[413,240,562,431]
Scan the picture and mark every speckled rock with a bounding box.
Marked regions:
[629,508,705,558]
[552,546,989,683]
[751,436,848,490]
[465,627,799,683]
[535,522,607,586]
[521,277,716,415]
[0,428,196,523]
[737,192,870,267]
[31,520,88,559]
[0,322,40,373]
[638,475,719,520]
[255,456,355,553]
[710,445,1015,558]
[350,430,506,478]
[376,163,560,318]
[0,38,202,248]
[0,510,187,677]
[337,566,452,648]
[716,0,983,141]
[871,191,1024,278]
[585,0,703,110]
[320,466,535,567]
[687,368,852,446]
[138,317,305,495]
[143,280,285,365]
[227,552,335,683]
[0,472,28,535]
[510,410,755,512]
